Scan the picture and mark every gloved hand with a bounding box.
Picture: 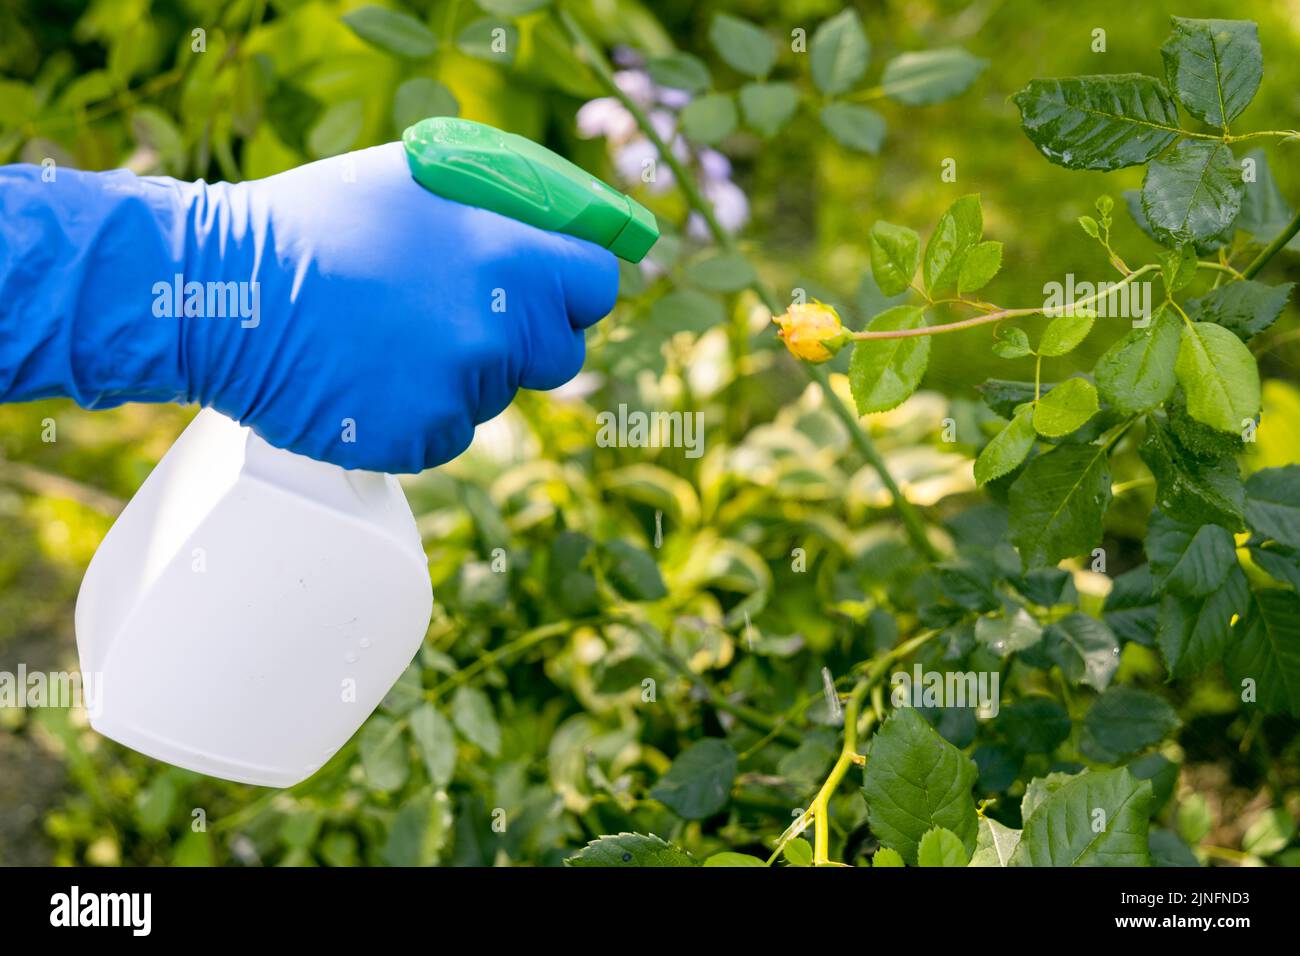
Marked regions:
[0,143,618,472]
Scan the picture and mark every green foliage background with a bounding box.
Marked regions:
[1,0,1298,866]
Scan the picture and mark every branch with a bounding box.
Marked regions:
[560,11,939,562]
[1243,206,1300,279]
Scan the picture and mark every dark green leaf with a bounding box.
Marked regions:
[685,252,756,292]
[649,738,738,819]
[1147,509,1238,598]
[1044,612,1120,691]
[1139,417,1245,529]
[1141,141,1244,246]
[409,703,456,788]
[381,787,451,866]
[1251,542,1300,591]
[819,102,885,153]
[603,540,668,601]
[567,833,697,867]
[1149,828,1202,867]
[1186,280,1293,341]
[1082,687,1181,762]
[1008,444,1112,569]
[1013,74,1181,171]
[342,5,438,59]
[648,288,725,335]
[451,686,501,756]
[861,708,979,864]
[881,48,987,106]
[848,305,930,414]
[1236,148,1300,247]
[1160,17,1261,128]
[359,714,410,792]
[810,9,870,95]
[1226,588,1300,716]
[1104,565,1161,646]
[998,698,1072,754]
[1157,564,1249,677]
[975,607,1042,657]
[1245,466,1300,549]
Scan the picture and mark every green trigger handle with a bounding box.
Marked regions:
[402,117,659,263]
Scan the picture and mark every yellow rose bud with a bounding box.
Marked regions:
[773,301,849,363]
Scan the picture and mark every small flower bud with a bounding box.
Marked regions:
[773,301,849,363]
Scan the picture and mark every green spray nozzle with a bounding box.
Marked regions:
[402,117,659,263]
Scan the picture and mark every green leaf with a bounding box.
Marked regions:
[848,305,930,414]
[819,103,885,154]
[451,686,501,756]
[1008,443,1112,569]
[1021,772,1076,821]
[970,816,1022,866]
[958,241,1003,293]
[1236,148,1300,247]
[880,48,987,106]
[1150,829,1201,867]
[923,194,983,293]
[1186,280,1293,341]
[1043,612,1120,691]
[1033,378,1099,438]
[409,703,456,788]
[1081,687,1182,762]
[1141,141,1244,246]
[1139,417,1245,530]
[975,406,1036,485]
[709,13,776,78]
[306,99,364,159]
[1104,565,1160,647]
[1012,767,1153,866]
[1147,509,1237,598]
[1160,17,1262,128]
[738,82,798,138]
[1226,588,1300,716]
[685,252,756,292]
[1243,808,1296,857]
[1245,466,1300,549]
[1177,794,1213,843]
[359,714,410,792]
[992,327,1032,359]
[998,698,1072,754]
[703,852,766,867]
[871,847,906,867]
[342,5,439,59]
[917,827,970,867]
[603,540,668,600]
[649,738,738,819]
[1157,564,1249,677]
[476,0,551,13]
[1095,308,1181,413]
[392,77,457,134]
[1038,311,1096,357]
[783,837,813,866]
[381,787,451,866]
[567,833,697,867]
[861,708,979,865]
[975,607,1042,657]
[1175,321,1260,433]
[869,221,921,297]
[1012,74,1181,171]
[646,52,711,93]
[680,93,736,145]
[455,18,518,64]
[1251,542,1300,591]
[1160,245,1199,295]
[810,9,870,95]
[648,287,725,335]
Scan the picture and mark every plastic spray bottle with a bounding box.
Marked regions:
[75,118,658,787]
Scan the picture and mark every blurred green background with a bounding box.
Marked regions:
[1,0,1297,866]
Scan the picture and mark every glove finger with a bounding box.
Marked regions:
[521,324,586,391]
[553,233,619,330]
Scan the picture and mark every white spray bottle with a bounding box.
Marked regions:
[75,118,658,787]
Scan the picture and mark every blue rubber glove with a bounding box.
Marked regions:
[0,143,618,472]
